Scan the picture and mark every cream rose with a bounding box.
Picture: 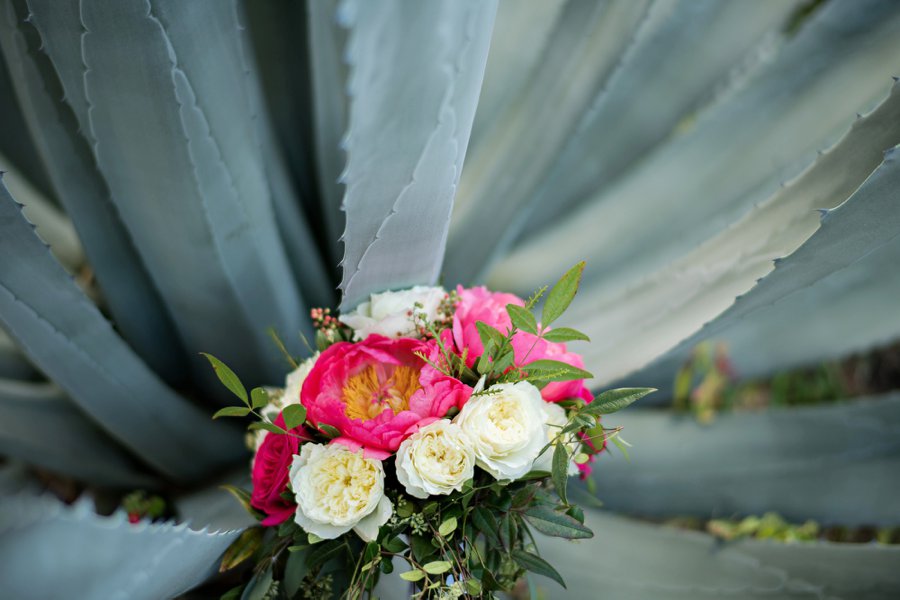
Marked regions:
[289,443,392,541]
[532,402,579,476]
[396,420,476,498]
[341,286,446,340]
[454,381,547,480]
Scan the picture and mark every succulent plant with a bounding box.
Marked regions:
[1,0,899,597]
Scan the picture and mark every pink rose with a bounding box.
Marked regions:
[301,335,471,459]
[451,286,593,403]
[250,414,306,526]
[451,286,524,367]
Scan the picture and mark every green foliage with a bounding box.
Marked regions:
[201,353,249,405]
[585,388,656,416]
[707,513,820,543]
[541,261,585,327]
[281,405,307,430]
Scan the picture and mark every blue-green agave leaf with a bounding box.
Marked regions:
[308,0,350,267]
[0,39,52,199]
[445,0,652,285]
[240,2,339,305]
[0,378,156,488]
[535,510,900,599]
[625,139,900,392]
[26,0,311,387]
[495,0,900,298]
[467,0,567,155]
[592,393,900,524]
[518,0,803,241]
[0,494,242,600]
[0,159,84,273]
[0,328,36,381]
[336,0,497,310]
[0,181,243,481]
[576,78,900,385]
[0,1,186,381]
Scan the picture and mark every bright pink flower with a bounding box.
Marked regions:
[301,335,471,458]
[251,414,306,526]
[451,286,593,403]
[451,286,524,367]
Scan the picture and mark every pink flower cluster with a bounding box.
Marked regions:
[251,287,597,525]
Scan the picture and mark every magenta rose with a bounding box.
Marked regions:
[301,335,471,459]
[451,286,593,403]
[250,414,305,526]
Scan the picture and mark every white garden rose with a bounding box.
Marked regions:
[532,402,579,476]
[396,420,476,498]
[341,285,446,340]
[454,381,547,481]
[289,443,392,541]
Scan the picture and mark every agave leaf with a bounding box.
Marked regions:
[336,0,497,310]
[25,0,310,387]
[467,0,567,154]
[307,0,350,266]
[0,182,243,481]
[626,141,900,392]
[0,328,36,380]
[591,393,900,524]
[0,494,242,600]
[232,1,335,309]
[534,510,900,599]
[0,39,52,199]
[495,0,900,296]
[0,157,83,272]
[445,0,653,285]
[0,378,156,488]
[175,471,256,532]
[575,78,900,385]
[2,0,189,381]
[518,0,803,241]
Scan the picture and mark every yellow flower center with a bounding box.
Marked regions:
[342,364,421,421]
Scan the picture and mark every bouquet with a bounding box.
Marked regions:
[207,263,653,599]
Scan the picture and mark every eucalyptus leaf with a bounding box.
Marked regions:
[512,549,566,589]
[523,505,593,539]
[552,440,570,505]
[422,560,452,575]
[284,546,311,597]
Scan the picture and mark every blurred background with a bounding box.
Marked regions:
[1,0,899,598]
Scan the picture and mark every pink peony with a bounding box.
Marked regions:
[451,286,593,403]
[250,414,306,526]
[301,335,471,459]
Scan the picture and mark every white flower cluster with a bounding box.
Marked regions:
[341,285,446,340]
[284,380,561,541]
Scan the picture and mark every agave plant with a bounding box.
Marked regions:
[1,0,899,598]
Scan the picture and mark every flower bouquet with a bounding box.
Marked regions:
[208,263,653,599]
